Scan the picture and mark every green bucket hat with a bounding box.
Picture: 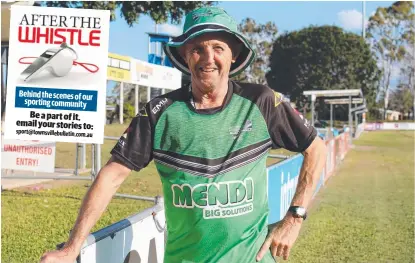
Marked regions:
[163,7,255,78]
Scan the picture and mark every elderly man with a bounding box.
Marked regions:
[41,6,327,263]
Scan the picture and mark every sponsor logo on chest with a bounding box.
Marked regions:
[171,178,254,219]
[229,120,253,138]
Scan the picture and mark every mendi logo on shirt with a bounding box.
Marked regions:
[171,178,254,219]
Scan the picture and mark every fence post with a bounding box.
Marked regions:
[91,144,95,181]
[81,144,86,169]
[74,143,79,176]
[95,143,101,175]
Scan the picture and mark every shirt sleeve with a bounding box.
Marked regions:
[262,89,317,152]
[110,105,153,171]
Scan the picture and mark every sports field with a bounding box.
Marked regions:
[1,129,414,262]
[286,131,414,263]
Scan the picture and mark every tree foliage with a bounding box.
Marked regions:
[388,84,414,119]
[266,25,380,115]
[35,1,215,26]
[232,18,278,84]
[367,1,414,119]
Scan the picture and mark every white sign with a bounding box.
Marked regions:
[365,122,415,130]
[1,138,56,173]
[79,205,166,263]
[131,59,182,90]
[382,122,415,130]
[4,5,110,144]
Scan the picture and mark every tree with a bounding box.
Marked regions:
[388,84,414,119]
[399,44,414,119]
[367,1,414,119]
[266,25,380,119]
[35,1,215,26]
[232,18,278,84]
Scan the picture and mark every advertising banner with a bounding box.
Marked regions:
[267,154,304,224]
[382,122,415,130]
[107,52,131,82]
[131,59,182,90]
[78,203,166,263]
[1,138,55,172]
[4,5,110,144]
[365,122,415,131]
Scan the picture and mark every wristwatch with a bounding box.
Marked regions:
[288,206,307,220]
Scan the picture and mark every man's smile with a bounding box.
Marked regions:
[199,67,218,73]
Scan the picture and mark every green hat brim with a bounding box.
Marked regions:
[163,26,255,78]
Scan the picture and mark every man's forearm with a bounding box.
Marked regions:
[62,162,129,254]
[290,137,327,209]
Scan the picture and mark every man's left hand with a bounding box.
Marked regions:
[256,214,303,261]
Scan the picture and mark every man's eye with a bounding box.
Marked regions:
[214,46,224,51]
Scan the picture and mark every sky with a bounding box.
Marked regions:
[108,1,396,61]
[106,1,399,95]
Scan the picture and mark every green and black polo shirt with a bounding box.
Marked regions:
[110,80,316,263]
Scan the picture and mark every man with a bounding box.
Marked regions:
[41,6,327,263]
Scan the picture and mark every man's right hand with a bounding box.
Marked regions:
[40,248,78,263]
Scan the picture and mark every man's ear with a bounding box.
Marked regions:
[232,43,243,63]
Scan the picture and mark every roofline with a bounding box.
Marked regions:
[303,89,363,98]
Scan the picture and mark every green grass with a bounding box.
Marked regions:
[285,131,414,263]
[1,124,291,263]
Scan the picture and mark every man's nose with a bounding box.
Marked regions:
[201,47,215,64]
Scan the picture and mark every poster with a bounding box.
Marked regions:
[1,138,56,173]
[3,5,110,144]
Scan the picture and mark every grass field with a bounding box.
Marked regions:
[1,124,291,263]
[285,131,414,263]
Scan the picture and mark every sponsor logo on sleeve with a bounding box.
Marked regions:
[151,98,168,114]
[274,91,284,107]
[117,126,131,147]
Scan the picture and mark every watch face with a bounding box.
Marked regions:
[296,207,306,216]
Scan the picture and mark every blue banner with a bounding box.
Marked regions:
[15,86,97,112]
[267,154,325,224]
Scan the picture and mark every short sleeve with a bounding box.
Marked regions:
[110,105,153,171]
[262,90,317,152]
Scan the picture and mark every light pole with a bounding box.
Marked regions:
[362,0,366,39]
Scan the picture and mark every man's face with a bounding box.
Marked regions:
[179,32,240,91]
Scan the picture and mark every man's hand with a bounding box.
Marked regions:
[40,247,78,263]
[256,214,303,261]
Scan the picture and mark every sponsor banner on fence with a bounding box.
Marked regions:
[382,122,415,130]
[267,131,351,224]
[364,122,415,131]
[107,52,131,82]
[267,154,303,224]
[131,59,182,90]
[4,5,110,144]
[1,138,55,172]
[78,203,165,263]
